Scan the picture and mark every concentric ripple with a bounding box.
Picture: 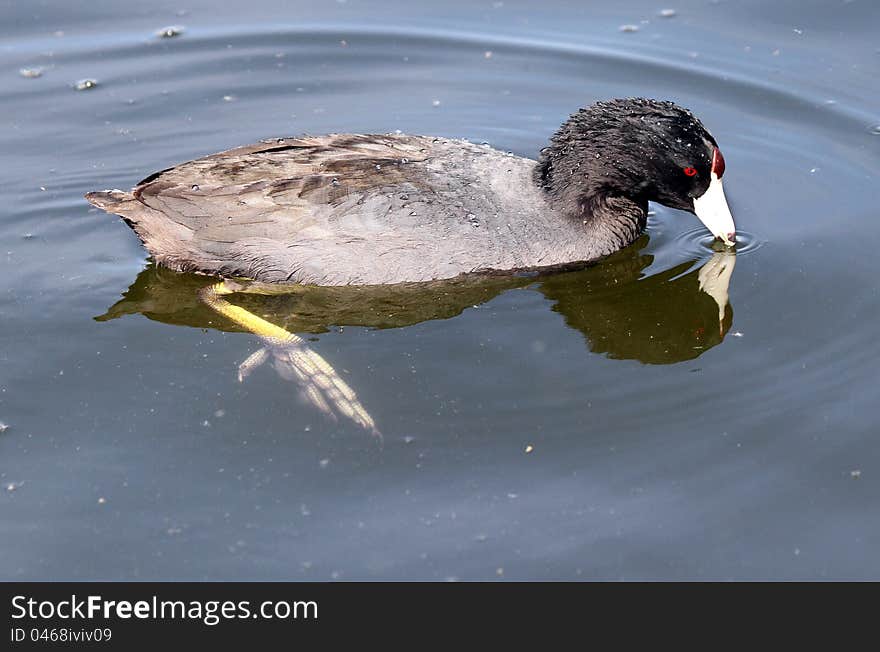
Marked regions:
[672,226,765,258]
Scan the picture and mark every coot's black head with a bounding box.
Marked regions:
[535,98,734,243]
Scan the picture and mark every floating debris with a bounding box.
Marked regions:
[6,482,23,493]
[319,459,330,468]
[0,422,8,433]
[524,444,534,453]
[222,94,237,102]
[484,50,493,59]
[19,67,44,79]
[619,24,639,33]
[869,125,880,136]
[851,469,862,478]
[97,497,106,504]
[74,78,98,91]
[659,8,677,18]
[431,99,441,107]
[156,25,185,39]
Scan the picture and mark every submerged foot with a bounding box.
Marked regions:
[201,281,381,437]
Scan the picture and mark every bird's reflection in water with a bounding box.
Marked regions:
[98,236,736,432]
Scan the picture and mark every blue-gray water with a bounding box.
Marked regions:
[1,0,878,580]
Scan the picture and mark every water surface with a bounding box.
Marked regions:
[1,0,878,580]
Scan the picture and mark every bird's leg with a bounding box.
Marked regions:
[199,281,381,437]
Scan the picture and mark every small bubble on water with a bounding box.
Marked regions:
[156,25,185,38]
[659,8,676,18]
[619,24,639,33]
[222,94,237,102]
[19,67,44,79]
[432,99,441,107]
[869,125,880,136]
[74,78,98,91]
[484,50,493,58]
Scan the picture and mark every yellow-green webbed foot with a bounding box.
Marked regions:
[200,281,381,438]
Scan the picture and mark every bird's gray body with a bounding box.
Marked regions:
[86,133,633,285]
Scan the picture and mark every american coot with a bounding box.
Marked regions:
[86,98,734,287]
[88,98,735,434]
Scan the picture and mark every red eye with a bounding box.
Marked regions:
[683,167,697,177]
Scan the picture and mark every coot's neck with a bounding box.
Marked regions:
[576,193,647,256]
[533,133,648,255]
